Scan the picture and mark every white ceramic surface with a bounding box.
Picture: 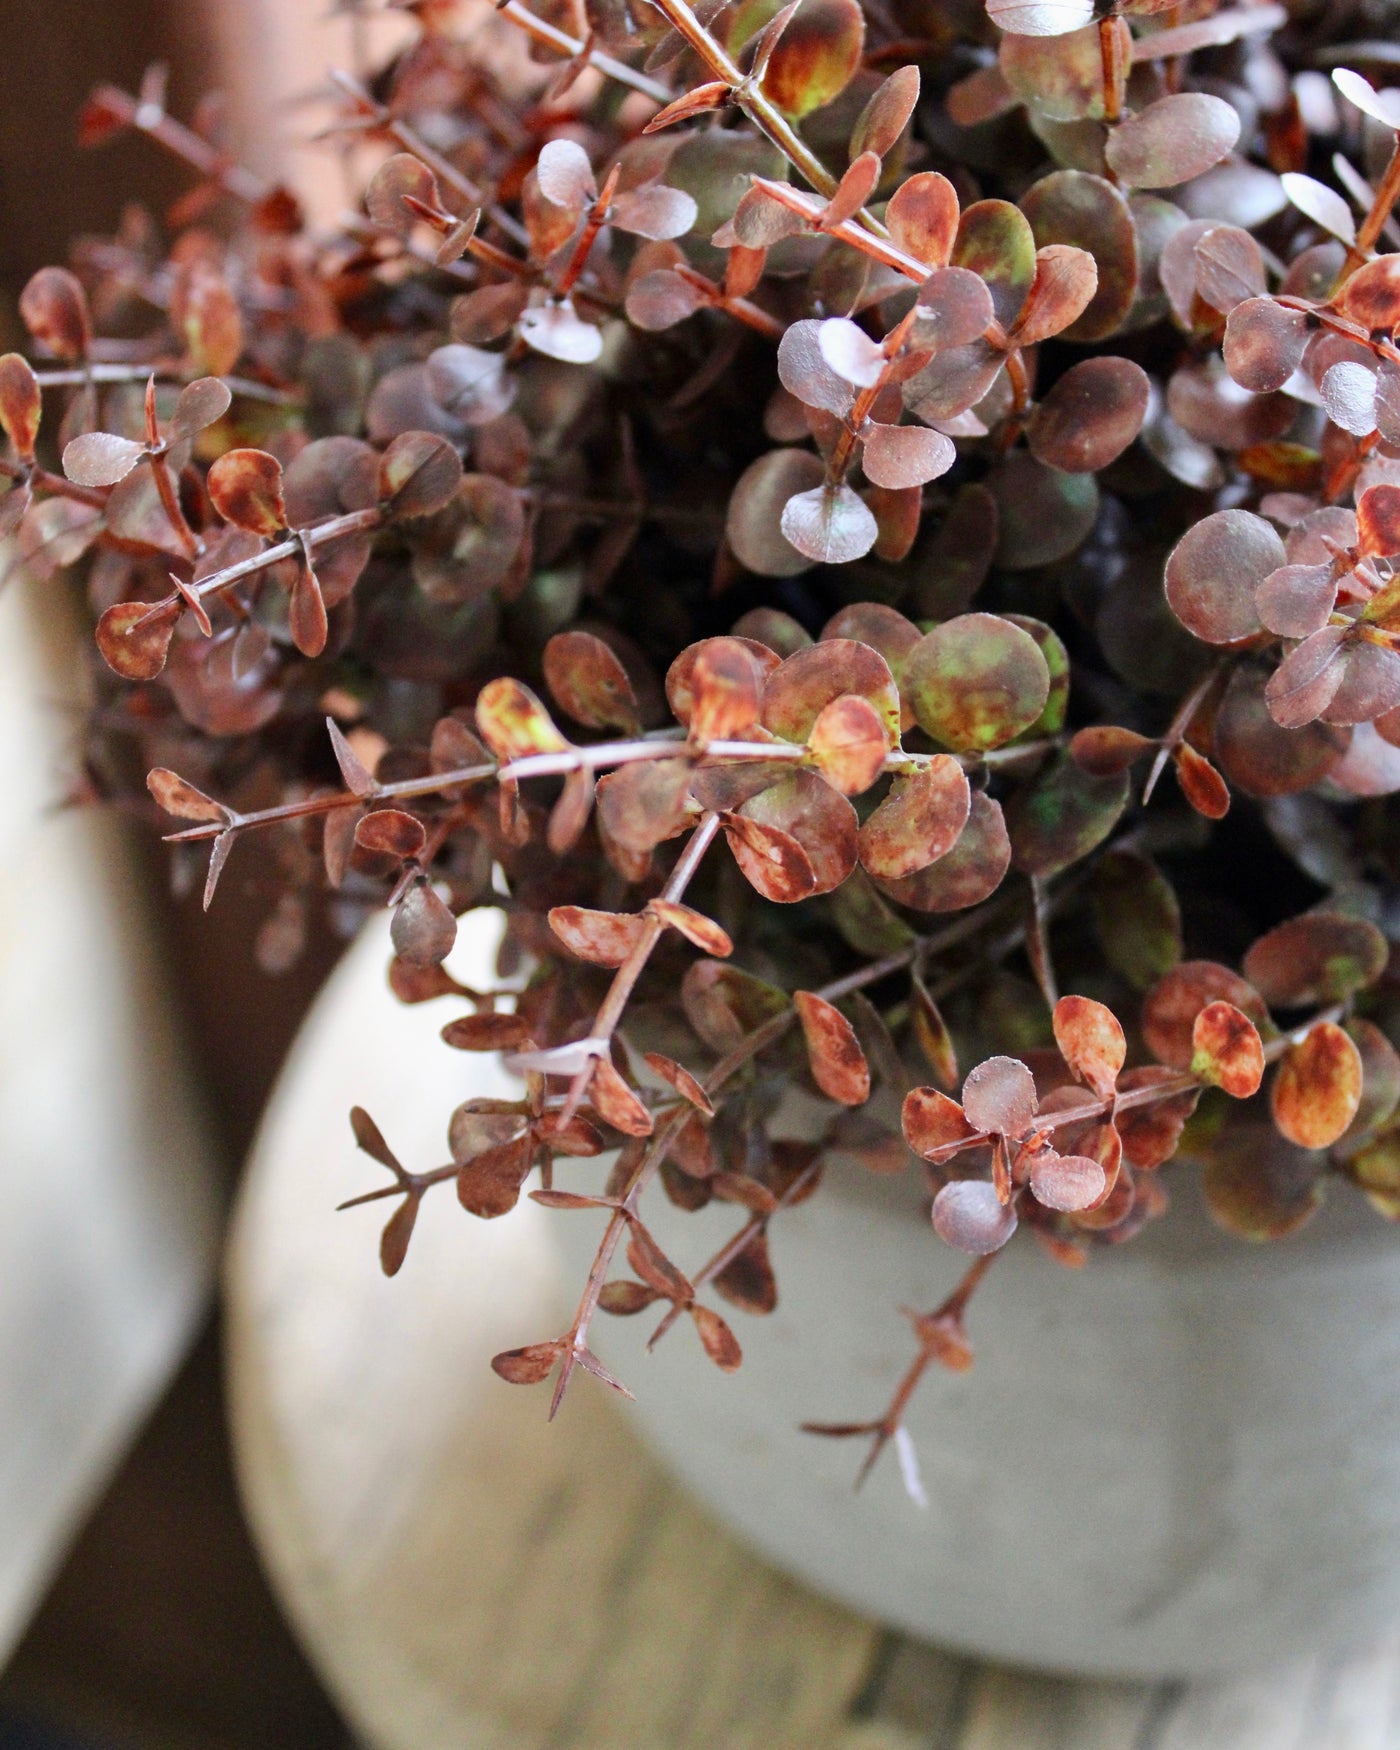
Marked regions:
[0,573,218,1660]
[231,907,1400,1684]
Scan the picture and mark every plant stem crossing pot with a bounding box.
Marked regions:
[233,910,1400,1682]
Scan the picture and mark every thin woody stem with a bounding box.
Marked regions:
[557,810,723,1123]
[90,80,268,204]
[0,457,106,511]
[547,812,724,1414]
[162,734,1062,846]
[1355,135,1400,261]
[645,0,887,239]
[495,0,675,105]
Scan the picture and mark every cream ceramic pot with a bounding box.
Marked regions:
[233,909,1400,1682]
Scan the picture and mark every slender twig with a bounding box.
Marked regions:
[495,0,675,105]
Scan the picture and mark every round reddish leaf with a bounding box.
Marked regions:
[876,789,1011,913]
[548,904,647,967]
[379,429,464,518]
[391,880,458,967]
[905,613,1049,753]
[1191,1000,1265,1098]
[953,198,1036,329]
[861,423,955,490]
[913,266,996,350]
[63,430,145,488]
[727,447,827,576]
[690,636,766,740]
[887,171,960,267]
[962,1054,1037,1136]
[95,600,178,680]
[591,1057,653,1137]
[1271,1022,1362,1150]
[690,1303,743,1371]
[1242,911,1388,1008]
[1019,170,1137,342]
[807,693,889,795]
[543,630,640,733]
[354,808,427,859]
[932,1179,1018,1255]
[723,810,817,904]
[1264,626,1346,729]
[1223,296,1311,394]
[169,376,233,439]
[850,65,920,160]
[1115,1066,1200,1170]
[1026,357,1150,474]
[732,769,858,897]
[903,1087,975,1158]
[1142,961,1269,1069]
[758,0,864,118]
[857,757,971,880]
[1105,93,1241,190]
[794,990,871,1105]
[1013,244,1098,346]
[1255,563,1338,640]
[1203,1125,1325,1240]
[208,447,287,535]
[1069,725,1155,777]
[1335,254,1400,331]
[1174,742,1230,820]
[1030,1151,1106,1213]
[1358,484,1400,558]
[1165,507,1281,645]
[763,638,900,747]
[475,677,570,761]
[366,153,442,235]
[648,899,733,958]
[19,266,90,361]
[440,1012,531,1050]
[780,482,878,565]
[491,1342,564,1386]
[1052,994,1125,1101]
[147,769,225,826]
[0,353,41,458]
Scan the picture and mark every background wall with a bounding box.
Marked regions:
[0,2,366,1742]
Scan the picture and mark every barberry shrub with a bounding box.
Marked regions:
[20,0,1400,1487]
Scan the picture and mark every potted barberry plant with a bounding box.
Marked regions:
[25,0,1400,1677]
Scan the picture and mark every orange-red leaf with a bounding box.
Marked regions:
[1052,994,1125,1101]
[1191,1000,1265,1098]
[794,990,871,1105]
[1271,1021,1363,1149]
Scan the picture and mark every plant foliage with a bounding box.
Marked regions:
[26,0,1400,1492]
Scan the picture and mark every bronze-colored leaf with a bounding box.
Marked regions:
[648,898,733,957]
[591,1056,654,1136]
[207,448,287,536]
[441,1011,531,1050]
[548,904,647,966]
[1052,994,1125,1101]
[355,808,427,859]
[690,1302,743,1370]
[857,757,970,881]
[794,990,870,1105]
[1191,1000,1265,1098]
[1271,1021,1363,1150]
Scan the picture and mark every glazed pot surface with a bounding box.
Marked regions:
[560,1151,1400,1676]
[236,911,1400,1679]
